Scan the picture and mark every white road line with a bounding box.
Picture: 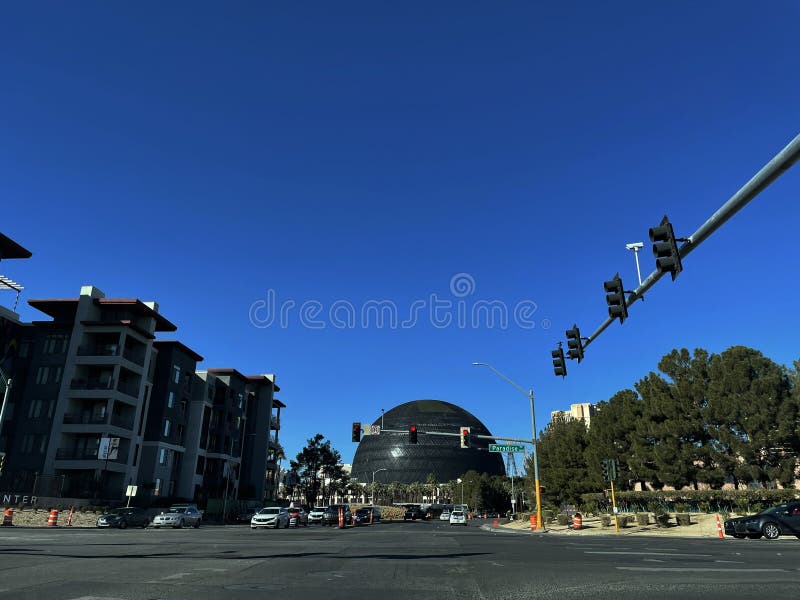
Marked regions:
[617,567,787,573]
[585,551,713,557]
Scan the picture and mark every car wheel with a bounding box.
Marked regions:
[251,526,257,529]
[193,520,200,529]
[118,520,128,529]
[763,522,780,540]
[178,519,185,529]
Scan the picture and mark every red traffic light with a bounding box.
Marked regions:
[408,425,418,444]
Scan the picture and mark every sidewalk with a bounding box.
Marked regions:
[489,513,726,538]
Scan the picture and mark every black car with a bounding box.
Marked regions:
[724,501,800,540]
[354,506,381,525]
[321,504,352,526]
[404,507,427,521]
[96,507,151,529]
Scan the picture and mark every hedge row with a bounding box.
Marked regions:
[580,488,800,512]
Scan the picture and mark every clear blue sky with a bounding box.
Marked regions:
[2,1,799,467]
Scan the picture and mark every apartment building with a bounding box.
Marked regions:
[138,340,204,500]
[550,402,598,428]
[17,285,176,499]
[241,374,281,502]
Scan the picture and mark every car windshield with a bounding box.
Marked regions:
[289,509,300,514]
[452,511,463,516]
[259,508,281,515]
[169,507,187,513]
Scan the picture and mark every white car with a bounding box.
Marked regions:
[439,511,451,521]
[308,506,327,524]
[151,504,202,528]
[450,510,467,526]
[251,507,289,529]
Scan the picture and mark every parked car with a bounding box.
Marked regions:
[251,507,289,529]
[151,504,202,529]
[322,504,352,526]
[353,506,381,525]
[308,506,328,524]
[235,508,258,523]
[404,507,427,521]
[96,507,151,529]
[439,510,451,521]
[724,502,800,540]
[288,507,309,527]
[450,510,467,526]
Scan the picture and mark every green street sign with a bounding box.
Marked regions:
[489,444,525,453]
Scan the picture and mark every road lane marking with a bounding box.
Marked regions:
[586,551,713,557]
[617,567,787,573]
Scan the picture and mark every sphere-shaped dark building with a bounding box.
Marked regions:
[351,399,506,484]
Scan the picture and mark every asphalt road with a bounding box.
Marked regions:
[1,518,799,600]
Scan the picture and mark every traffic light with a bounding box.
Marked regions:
[408,425,418,444]
[460,427,471,449]
[565,325,584,362]
[603,273,628,324]
[552,347,567,378]
[601,459,610,482]
[609,458,619,481]
[649,215,683,280]
[351,422,361,443]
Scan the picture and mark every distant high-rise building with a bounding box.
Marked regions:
[550,402,597,428]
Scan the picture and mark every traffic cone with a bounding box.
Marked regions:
[2,508,13,526]
[66,506,75,526]
[715,513,724,539]
[47,509,59,527]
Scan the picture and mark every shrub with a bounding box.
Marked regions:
[676,513,691,526]
[636,512,650,526]
[674,502,690,513]
[655,513,670,528]
[600,515,611,527]
[698,500,711,513]
[556,514,571,526]
[542,509,555,523]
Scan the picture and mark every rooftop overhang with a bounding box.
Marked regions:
[153,340,204,362]
[28,298,79,321]
[273,398,286,408]
[246,375,280,392]
[28,297,177,331]
[208,368,249,382]
[0,233,32,260]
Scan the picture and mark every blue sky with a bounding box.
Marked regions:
[2,1,799,467]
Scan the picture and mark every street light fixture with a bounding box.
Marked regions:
[625,242,644,286]
[473,362,543,530]
[371,469,387,505]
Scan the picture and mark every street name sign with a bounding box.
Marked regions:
[489,444,525,453]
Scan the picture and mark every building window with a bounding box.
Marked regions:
[163,419,171,437]
[159,448,168,465]
[53,366,63,384]
[18,340,32,358]
[35,366,50,385]
[43,334,69,354]
[238,393,243,409]
[196,456,205,475]
[173,366,181,384]
[38,435,47,454]
[154,478,162,496]
[167,391,174,409]
[21,435,34,453]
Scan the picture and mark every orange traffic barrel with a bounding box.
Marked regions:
[47,509,59,527]
[2,508,13,526]
[573,512,582,530]
[530,514,538,531]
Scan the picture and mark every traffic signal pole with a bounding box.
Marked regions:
[583,132,800,352]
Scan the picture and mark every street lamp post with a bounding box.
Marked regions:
[473,362,543,531]
[371,469,387,505]
[457,478,464,505]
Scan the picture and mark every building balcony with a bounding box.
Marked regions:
[63,413,107,425]
[270,415,280,430]
[109,414,135,429]
[116,380,141,398]
[71,378,116,391]
[77,345,120,357]
[56,447,124,462]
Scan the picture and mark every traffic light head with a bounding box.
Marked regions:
[649,215,683,280]
[565,325,584,362]
[603,273,628,324]
[601,459,609,482]
[351,422,361,443]
[460,427,471,449]
[552,347,567,378]
[408,425,418,444]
